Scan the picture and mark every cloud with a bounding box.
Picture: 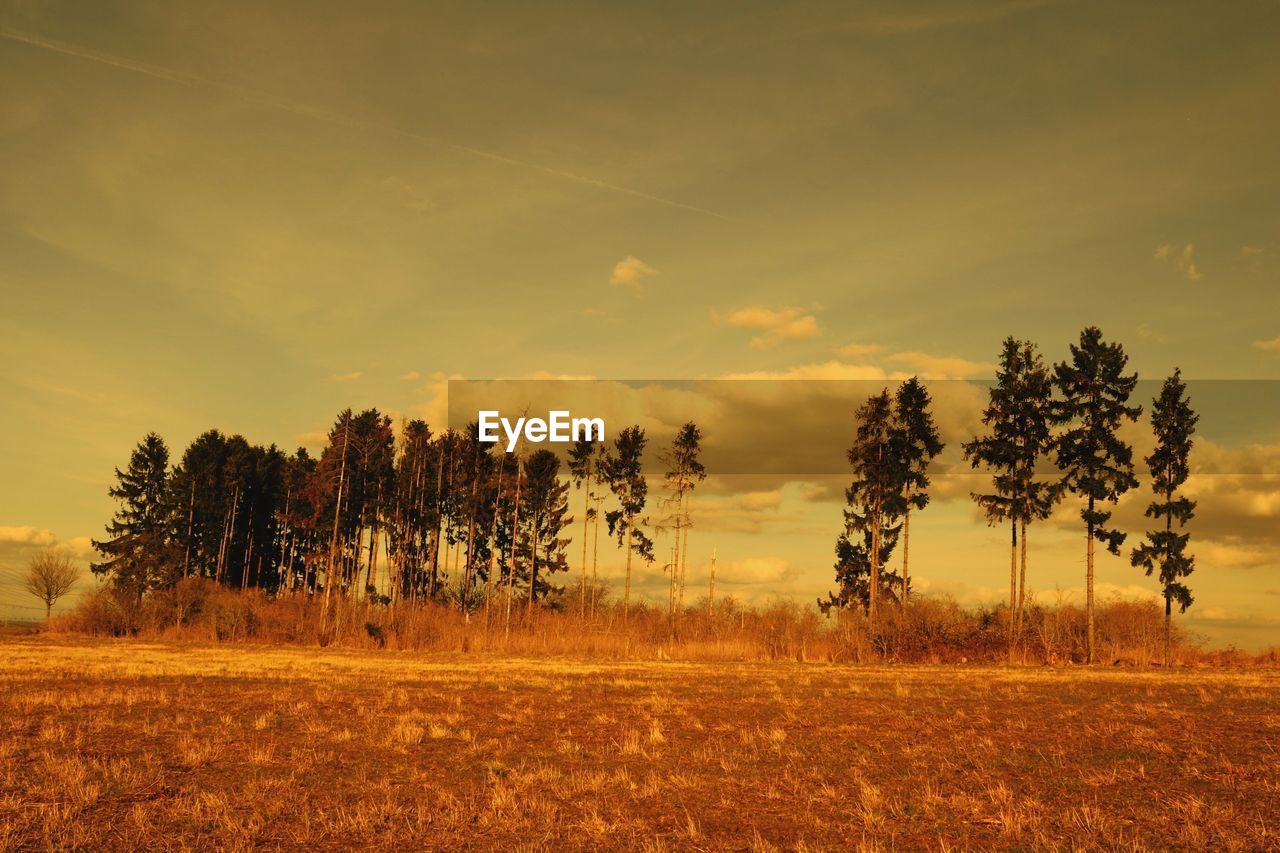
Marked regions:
[715,556,798,585]
[609,256,658,291]
[0,526,59,547]
[837,342,883,358]
[401,371,421,381]
[1252,338,1280,353]
[888,351,996,379]
[1240,245,1265,257]
[724,305,822,349]
[295,431,328,448]
[332,371,363,382]
[722,360,891,381]
[1154,243,1202,281]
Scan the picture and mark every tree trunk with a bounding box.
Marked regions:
[901,505,911,607]
[580,469,591,617]
[527,509,538,620]
[1086,499,1095,665]
[1165,592,1172,667]
[590,494,602,618]
[1017,519,1028,637]
[624,521,634,619]
[1008,519,1017,661]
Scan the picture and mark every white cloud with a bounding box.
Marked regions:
[724,305,823,349]
[1252,338,1280,353]
[0,526,58,547]
[1154,242,1202,281]
[837,342,883,359]
[295,431,329,448]
[609,256,658,290]
[888,351,995,379]
[401,370,421,381]
[722,360,892,381]
[332,371,363,382]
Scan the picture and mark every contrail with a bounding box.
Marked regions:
[0,28,730,220]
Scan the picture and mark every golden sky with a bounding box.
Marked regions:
[1,1,1278,645]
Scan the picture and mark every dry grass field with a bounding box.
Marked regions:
[1,637,1277,850]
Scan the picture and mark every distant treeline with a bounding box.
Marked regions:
[88,326,1198,663]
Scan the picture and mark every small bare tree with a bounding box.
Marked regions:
[25,551,80,623]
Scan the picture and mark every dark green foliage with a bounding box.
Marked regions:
[1130,370,1197,615]
[92,433,176,599]
[522,449,572,604]
[1053,328,1142,555]
[964,339,1061,529]
[895,378,944,515]
[834,389,907,616]
[603,426,654,562]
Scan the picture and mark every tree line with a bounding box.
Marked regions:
[827,326,1198,664]
[88,325,1196,662]
[90,411,706,628]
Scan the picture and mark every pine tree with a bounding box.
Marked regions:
[567,436,603,616]
[963,339,1061,646]
[603,425,654,616]
[841,390,907,622]
[1053,327,1142,664]
[659,422,707,626]
[92,433,175,601]
[522,449,571,612]
[893,378,944,608]
[1130,369,1197,665]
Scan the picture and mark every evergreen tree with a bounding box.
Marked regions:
[522,449,571,612]
[893,378,944,607]
[659,422,707,622]
[567,436,605,616]
[821,526,902,615]
[92,432,175,600]
[1130,369,1197,665]
[603,425,654,616]
[841,390,907,621]
[963,339,1061,642]
[1053,327,1142,663]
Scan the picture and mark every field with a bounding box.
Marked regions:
[1,638,1277,850]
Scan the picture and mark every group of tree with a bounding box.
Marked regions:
[827,327,1198,664]
[90,411,705,628]
[821,377,945,620]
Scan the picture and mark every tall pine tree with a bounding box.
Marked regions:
[1053,327,1141,664]
[1130,369,1197,665]
[964,339,1061,644]
[92,433,175,601]
[893,378,944,607]
[841,390,907,621]
[603,425,654,616]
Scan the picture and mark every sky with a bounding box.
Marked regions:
[1,0,1278,646]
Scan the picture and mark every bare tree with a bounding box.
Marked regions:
[25,551,80,622]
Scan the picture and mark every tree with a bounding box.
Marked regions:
[1053,327,1142,664]
[522,449,572,613]
[603,426,654,616]
[820,527,902,615]
[92,432,175,600]
[841,390,907,621]
[1130,369,1197,665]
[567,437,598,615]
[25,551,79,622]
[963,339,1061,644]
[893,378,944,607]
[659,422,707,624]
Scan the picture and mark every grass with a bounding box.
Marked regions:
[0,636,1276,850]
